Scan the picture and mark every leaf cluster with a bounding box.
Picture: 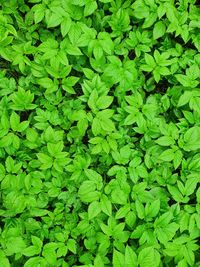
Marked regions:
[0,0,200,266]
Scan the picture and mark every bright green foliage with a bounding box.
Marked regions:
[0,0,200,266]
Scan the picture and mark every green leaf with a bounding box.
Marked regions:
[24,257,43,267]
[156,222,179,244]
[113,250,125,267]
[167,185,184,202]
[42,243,58,265]
[184,177,198,196]
[144,53,156,66]
[183,126,200,151]
[88,200,101,219]
[47,141,64,157]
[84,169,103,186]
[173,149,183,169]
[153,21,166,39]
[178,91,193,107]
[23,246,40,257]
[37,153,53,169]
[78,181,100,203]
[47,13,63,28]
[159,149,174,161]
[115,204,130,219]
[154,211,172,228]
[176,74,198,88]
[0,250,10,267]
[10,112,20,132]
[18,121,29,132]
[155,136,174,146]
[189,97,200,114]
[94,254,104,267]
[6,237,26,255]
[67,239,76,254]
[61,16,72,37]
[96,96,113,110]
[135,199,145,219]
[145,199,160,218]
[125,245,137,267]
[153,69,161,82]
[92,117,101,135]
[31,236,43,250]
[138,247,160,267]
[84,1,97,17]
[100,195,112,216]
[34,6,45,24]
[100,222,112,236]
[100,118,115,132]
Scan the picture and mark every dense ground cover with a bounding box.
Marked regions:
[0,0,200,266]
